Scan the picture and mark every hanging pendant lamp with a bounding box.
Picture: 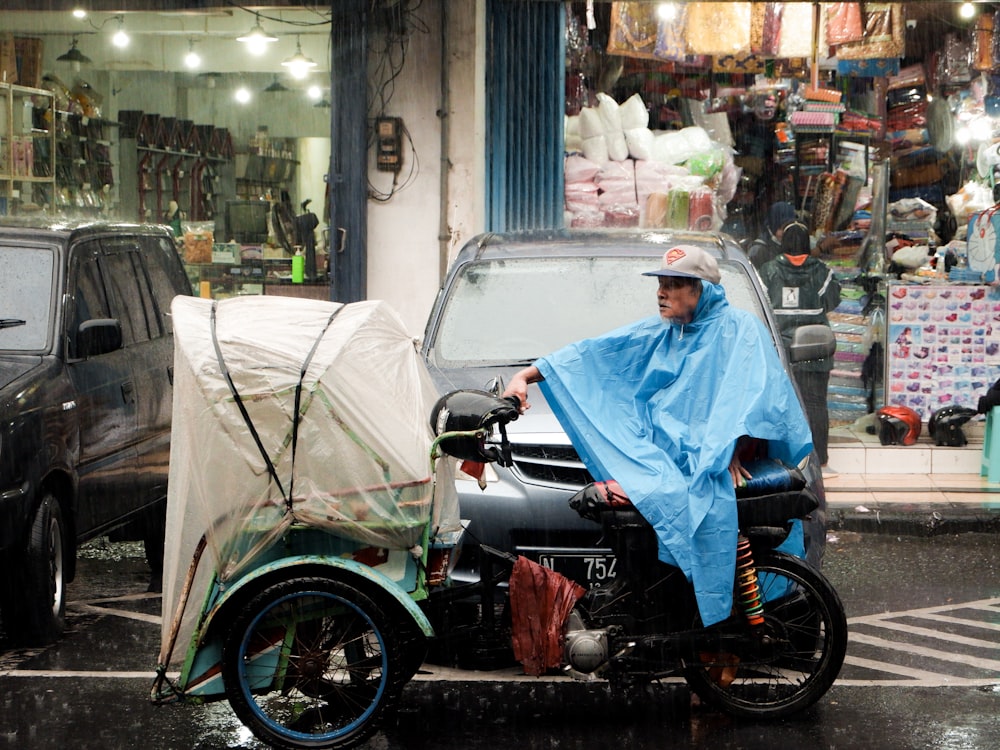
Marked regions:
[57,36,92,66]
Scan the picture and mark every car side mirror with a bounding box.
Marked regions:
[77,318,123,358]
[789,324,836,363]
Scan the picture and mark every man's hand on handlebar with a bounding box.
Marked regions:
[503,365,542,414]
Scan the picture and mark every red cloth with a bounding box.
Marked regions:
[509,556,586,676]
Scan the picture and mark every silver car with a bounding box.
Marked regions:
[420,229,828,588]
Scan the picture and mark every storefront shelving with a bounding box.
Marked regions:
[0,82,55,214]
[53,110,119,215]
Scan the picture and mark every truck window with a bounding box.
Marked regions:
[102,249,157,346]
[69,252,113,359]
[141,235,184,335]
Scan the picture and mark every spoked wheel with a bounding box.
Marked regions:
[221,576,400,750]
[683,551,847,720]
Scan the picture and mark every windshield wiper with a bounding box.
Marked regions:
[0,319,26,329]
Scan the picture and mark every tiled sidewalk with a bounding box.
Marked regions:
[824,421,1000,510]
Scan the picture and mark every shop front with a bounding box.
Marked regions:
[0,2,998,449]
[553,1,1000,450]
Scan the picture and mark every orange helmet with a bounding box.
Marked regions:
[876,405,922,446]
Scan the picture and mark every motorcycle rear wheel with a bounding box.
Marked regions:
[221,576,400,750]
[683,551,847,720]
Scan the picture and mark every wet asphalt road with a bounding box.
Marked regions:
[1,532,999,749]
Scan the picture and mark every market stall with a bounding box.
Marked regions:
[561,2,1000,430]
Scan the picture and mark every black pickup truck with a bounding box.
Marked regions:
[0,220,191,644]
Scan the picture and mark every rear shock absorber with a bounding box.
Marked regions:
[735,534,765,627]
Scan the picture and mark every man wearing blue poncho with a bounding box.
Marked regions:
[504,244,813,627]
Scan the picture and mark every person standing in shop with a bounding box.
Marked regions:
[748,201,797,269]
[759,222,841,474]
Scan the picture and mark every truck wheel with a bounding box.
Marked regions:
[5,493,67,645]
[142,503,166,593]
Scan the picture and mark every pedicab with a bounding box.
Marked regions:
[151,295,847,749]
[150,295,472,749]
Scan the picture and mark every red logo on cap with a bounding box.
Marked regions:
[665,247,687,265]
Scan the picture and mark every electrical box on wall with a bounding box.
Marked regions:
[375,116,402,173]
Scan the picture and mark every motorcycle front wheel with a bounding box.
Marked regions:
[221,576,400,750]
[683,551,847,720]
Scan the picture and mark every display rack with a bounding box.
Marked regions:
[118,110,234,224]
[53,110,119,214]
[234,152,298,200]
[791,128,834,212]
[0,82,55,214]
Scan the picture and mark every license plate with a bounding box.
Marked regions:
[535,552,618,588]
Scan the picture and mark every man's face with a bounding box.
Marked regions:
[656,277,701,324]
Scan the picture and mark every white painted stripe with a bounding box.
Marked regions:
[69,602,162,626]
[67,592,162,606]
[849,632,1000,672]
[855,620,1000,649]
[0,670,176,679]
[910,612,1000,633]
[843,654,973,681]
[848,597,1000,625]
[835,678,1000,687]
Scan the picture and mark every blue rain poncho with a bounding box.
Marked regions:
[536,281,812,626]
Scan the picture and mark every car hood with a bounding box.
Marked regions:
[0,355,43,390]
[424,363,569,444]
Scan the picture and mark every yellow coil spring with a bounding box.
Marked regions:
[735,534,765,626]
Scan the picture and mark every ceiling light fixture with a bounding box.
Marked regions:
[263,76,291,93]
[281,35,317,80]
[960,2,976,20]
[235,86,252,104]
[72,8,88,20]
[56,36,92,71]
[184,39,201,69]
[112,15,130,48]
[237,13,278,56]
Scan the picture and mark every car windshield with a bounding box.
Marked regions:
[0,244,56,352]
[430,255,769,366]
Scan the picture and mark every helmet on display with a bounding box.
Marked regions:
[928,406,978,447]
[876,405,923,446]
[430,389,520,465]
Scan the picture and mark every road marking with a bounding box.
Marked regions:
[66,591,163,626]
[1,670,175,679]
[839,597,1000,686]
[71,602,161,625]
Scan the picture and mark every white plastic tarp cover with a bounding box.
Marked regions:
[159,296,458,667]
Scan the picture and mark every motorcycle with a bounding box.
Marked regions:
[151,296,847,750]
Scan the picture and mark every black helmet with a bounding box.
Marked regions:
[928,406,978,447]
[430,389,519,465]
[876,405,922,446]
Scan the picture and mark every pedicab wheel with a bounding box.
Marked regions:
[683,552,847,720]
[221,576,401,750]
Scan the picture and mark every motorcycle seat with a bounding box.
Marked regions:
[568,459,816,527]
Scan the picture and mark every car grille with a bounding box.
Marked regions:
[509,443,593,487]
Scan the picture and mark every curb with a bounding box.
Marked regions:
[827,504,1000,535]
